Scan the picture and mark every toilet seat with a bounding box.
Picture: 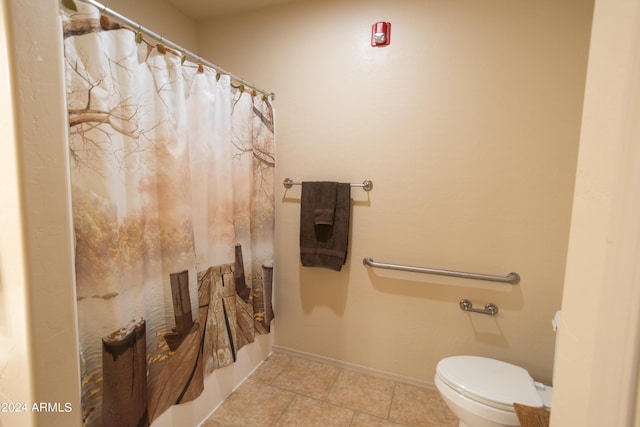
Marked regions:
[436,356,544,412]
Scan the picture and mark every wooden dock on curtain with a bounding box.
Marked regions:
[149,269,204,421]
[101,319,148,427]
[100,245,263,425]
[234,243,251,303]
[163,270,194,351]
[262,260,274,329]
[147,321,203,422]
[200,257,255,374]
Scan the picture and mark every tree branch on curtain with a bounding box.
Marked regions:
[61,3,275,426]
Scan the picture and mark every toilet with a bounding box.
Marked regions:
[434,312,560,427]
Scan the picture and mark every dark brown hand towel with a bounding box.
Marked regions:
[313,182,337,225]
[300,182,351,271]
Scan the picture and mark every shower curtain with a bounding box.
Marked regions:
[61,3,275,426]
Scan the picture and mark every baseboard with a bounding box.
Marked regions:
[272,345,437,391]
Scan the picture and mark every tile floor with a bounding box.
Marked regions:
[202,352,458,427]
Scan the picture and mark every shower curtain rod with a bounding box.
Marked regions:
[73,0,276,99]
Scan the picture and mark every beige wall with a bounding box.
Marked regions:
[0,1,35,425]
[1,0,80,426]
[551,0,640,424]
[101,0,198,53]
[199,0,593,386]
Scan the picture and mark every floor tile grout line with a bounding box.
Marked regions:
[387,380,399,422]
[267,381,334,403]
[272,346,436,391]
[324,366,344,400]
[266,360,394,423]
[269,354,293,385]
[270,355,344,401]
[206,352,457,427]
[346,408,356,427]
[270,389,297,426]
[265,376,365,416]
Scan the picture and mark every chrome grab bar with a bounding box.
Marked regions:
[283,177,373,192]
[459,299,499,315]
[362,257,520,284]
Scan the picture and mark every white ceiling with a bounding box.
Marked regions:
[165,0,302,20]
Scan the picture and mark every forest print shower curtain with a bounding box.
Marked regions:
[61,3,275,426]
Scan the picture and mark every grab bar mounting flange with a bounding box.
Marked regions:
[459,299,499,316]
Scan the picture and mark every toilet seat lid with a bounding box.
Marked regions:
[436,356,544,411]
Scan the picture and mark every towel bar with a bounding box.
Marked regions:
[362,257,520,284]
[283,178,373,191]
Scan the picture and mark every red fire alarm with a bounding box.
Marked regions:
[371,21,391,46]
